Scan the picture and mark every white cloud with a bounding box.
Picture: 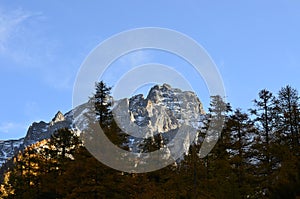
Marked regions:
[0,7,46,68]
[0,7,72,90]
[0,8,31,53]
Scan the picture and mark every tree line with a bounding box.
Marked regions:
[0,82,299,198]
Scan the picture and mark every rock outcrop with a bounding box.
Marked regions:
[0,84,205,167]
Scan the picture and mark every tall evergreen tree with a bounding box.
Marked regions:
[277,85,300,152]
[227,108,257,197]
[0,128,81,199]
[202,96,240,198]
[2,85,300,198]
[270,85,300,198]
[1,145,45,198]
[91,81,128,148]
[93,81,113,127]
[250,89,278,197]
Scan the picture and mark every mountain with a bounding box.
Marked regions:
[0,138,24,166]
[23,111,72,146]
[112,84,205,155]
[0,84,205,167]
[0,112,73,167]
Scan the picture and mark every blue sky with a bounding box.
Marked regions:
[0,0,299,139]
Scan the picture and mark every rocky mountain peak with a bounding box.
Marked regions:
[0,84,206,167]
[147,83,175,103]
[23,111,71,147]
[51,111,65,124]
[112,84,205,155]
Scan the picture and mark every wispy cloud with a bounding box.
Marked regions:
[0,8,31,53]
[0,7,73,90]
[0,7,46,68]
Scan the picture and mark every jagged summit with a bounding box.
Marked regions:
[51,111,65,124]
[110,84,205,156]
[23,112,71,147]
[0,84,205,167]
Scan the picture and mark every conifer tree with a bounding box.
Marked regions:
[91,81,128,148]
[202,96,239,198]
[250,89,278,197]
[2,85,300,198]
[93,81,113,127]
[270,85,300,198]
[227,108,256,197]
[1,146,43,198]
[277,85,300,152]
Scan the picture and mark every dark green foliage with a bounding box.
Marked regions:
[227,109,257,197]
[93,81,113,127]
[1,83,300,198]
[0,128,81,199]
[92,80,128,148]
[277,85,300,153]
[140,133,166,153]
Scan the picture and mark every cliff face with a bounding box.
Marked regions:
[113,83,205,154]
[23,111,72,147]
[0,84,205,167]
[0,111,72,167]
[0,138,24,166]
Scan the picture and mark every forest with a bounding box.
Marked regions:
[0,82,299,199]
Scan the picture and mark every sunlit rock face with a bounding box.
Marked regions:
[0,84,205,167]
[23,111,71,147]
[0,111,72,167]
[113,84,205,154]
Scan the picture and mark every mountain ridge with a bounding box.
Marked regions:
[0,84,205,167]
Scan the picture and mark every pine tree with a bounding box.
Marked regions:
[45,128,81,197]
[93,81,113,127]
[2,85,300,198]
[201,96,239,198]
[0,128,82,199]
[270,86,300,198]
[277,85,300,153]
[47,128,81,160]
[227,108,257,197]
[250,89,279,197]
[91,81,128,148]
[1,146,44,198]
